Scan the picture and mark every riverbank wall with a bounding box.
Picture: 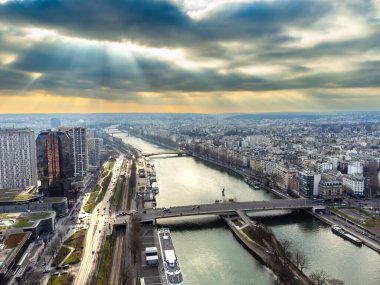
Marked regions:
[222,215,314,285]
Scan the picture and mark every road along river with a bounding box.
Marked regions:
[115,132,380,285]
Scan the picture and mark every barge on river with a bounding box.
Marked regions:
[331,225,362,246]
[158,228,184,285]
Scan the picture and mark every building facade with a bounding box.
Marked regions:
[88,138,103,171]
[36,131,74,196]
[319,179,343,200]
[299,171,321,197]
[343,175,365,196]
[59,127,88,177]
[275,164,297,190]
[0,130,37,190]
[362,159,379,198]
[347,161,363,175]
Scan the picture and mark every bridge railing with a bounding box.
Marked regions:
[142,151,188,157]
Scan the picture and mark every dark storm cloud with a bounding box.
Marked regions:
[3,35,380,101]
[0,0,380,111]
[0,0,192,46]
[0,68,33,90]
[0,0,331,47]
[7,40,266,95]
[194,0,329,42]
[257,34,380,63]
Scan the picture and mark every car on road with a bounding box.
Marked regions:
[163,208,170,212]
[51,272,59,276]
[43,269,50,274]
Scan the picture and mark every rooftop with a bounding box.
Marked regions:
[0,187,41,203]
[0,232,32,273]
[0,212,54,230]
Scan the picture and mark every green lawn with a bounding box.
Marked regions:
[113,178,124,209]
[84,188,101,213]
[96,238,112,285]
[13,193,34,201]
[96,173,112,204]
[83,203,96,213]
[14,212,52,228]
[84,171,112,213]
[48,274,74,285]
[61,229,86,265]
[52,246,71,267]
[107,159,116,170]
[44,197,65,202]
[64,250,83,265]
[329,208,360,224]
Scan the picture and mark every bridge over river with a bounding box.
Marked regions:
[142,151,188,157]
[114,199,324,224]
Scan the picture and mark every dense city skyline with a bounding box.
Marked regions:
[0,0,380,113]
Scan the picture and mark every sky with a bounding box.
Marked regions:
[0,0,380,114]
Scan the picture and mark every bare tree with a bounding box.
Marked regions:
[298,252,309,273]
[48,238,60,258]
[294,250,309,272]
[123,263,135,285]
[310,270,329,285]
[327,279,345,285]
[129,215,143,264]
[270,172,281,187]
[280,239,293,260]
[58,229,66,243]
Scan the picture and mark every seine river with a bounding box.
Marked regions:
[115,132,380,285]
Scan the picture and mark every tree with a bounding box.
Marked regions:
[129,215,143,264]
[294,250,309,272]
[47,238,60,258]
[310,270,329,285]
[280,239,293,260]
[270,172,281,187]
[123,264,135,285]
[327,279,344,285]
[58,229,66,243]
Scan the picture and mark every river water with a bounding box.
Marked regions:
[115,133,380,285]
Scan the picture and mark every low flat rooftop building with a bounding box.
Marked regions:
[0,231,32,280]
[0,191,68,217]
[0,211,56,238]
[0,211,55,283]
[0,186,42,205]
